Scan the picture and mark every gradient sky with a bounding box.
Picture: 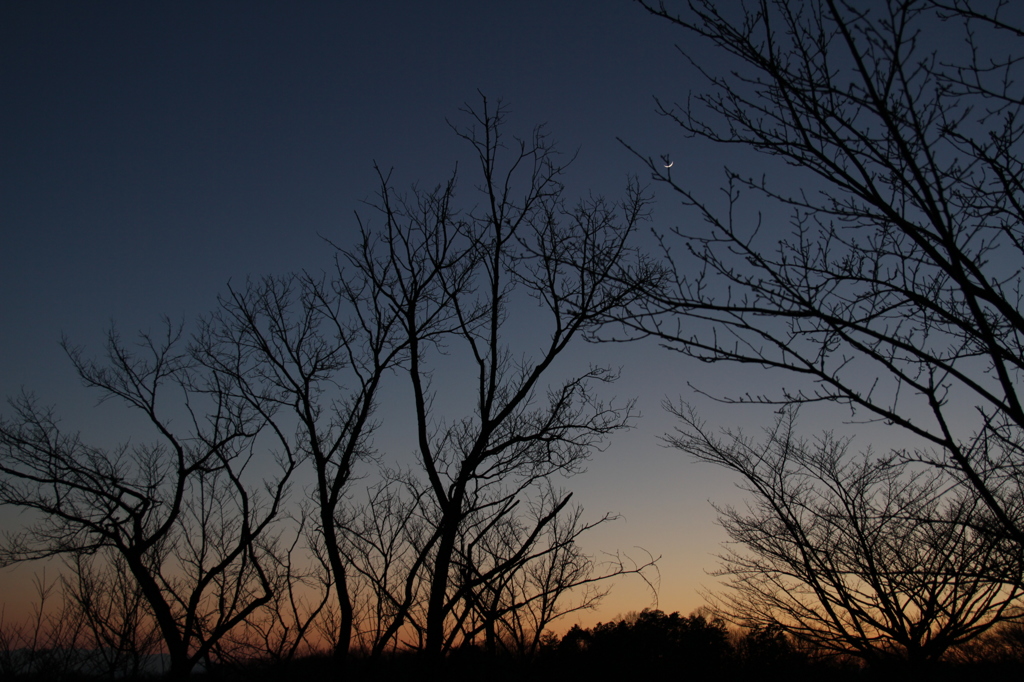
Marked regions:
[0,0,864,630]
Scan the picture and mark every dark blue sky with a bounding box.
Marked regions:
[1,0,693,384]
[0,0,790,621]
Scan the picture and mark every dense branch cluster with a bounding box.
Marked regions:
[0,98,656,677]
[672,406,1022,662]
[629,0,1024,545]
[627,0,1024,663]
[4,0,1024,676]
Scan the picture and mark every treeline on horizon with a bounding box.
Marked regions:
[3,608,1024,681]
[3,0,1024,679]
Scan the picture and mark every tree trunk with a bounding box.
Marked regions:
[322,504,352,666]
[123,553,191,680]
[425,518,458,659]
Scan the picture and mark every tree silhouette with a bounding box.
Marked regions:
[339,95,657,659]
[671,406,1023,663]
[561,608,732,676]
[455,491,654,657]
[0,324,296,679]
[735,624,805,671]
[191,272,403,664]
[63,550,162,677]
[627,0,1024,552]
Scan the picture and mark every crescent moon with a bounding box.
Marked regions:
[664,161,674,168]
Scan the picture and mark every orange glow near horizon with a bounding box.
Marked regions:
[0,541,720,652]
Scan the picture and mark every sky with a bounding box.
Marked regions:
[0,0,852,630]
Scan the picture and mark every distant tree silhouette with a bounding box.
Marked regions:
[626,0,1024,552]
[956,615,1024,663]
[557,623,590,655]
[558,609,732,676]
[735,624,807,673]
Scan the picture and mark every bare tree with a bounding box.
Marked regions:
[626,0,1024,549]
[0,571,86,678]
[211,514,332,664]
[191,271,404,664]
[954,612,1024,663]
[670,405,1024,663]
[0,323,296,679]
[337,473,433,656]
[341,95,656,659]
[457,492,657,657]
[64,550,162,678]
